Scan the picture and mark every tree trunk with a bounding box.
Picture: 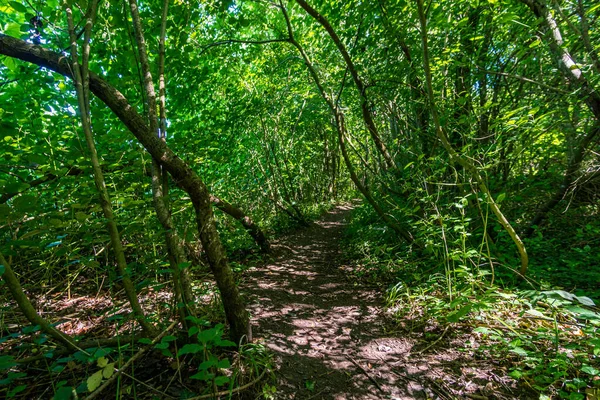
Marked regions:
[0,253,79,351]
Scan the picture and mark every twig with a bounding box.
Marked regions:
[346,355,384,393]
[15,334,140,364]
[120,371,177,399]
[417,325,449,354]
[199,38,289,56]
[84,321,178,400]
[185,367,269,400]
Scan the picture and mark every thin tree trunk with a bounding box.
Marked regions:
[128,0,194,326]
[279,1,414,243]
[65,2,157,335]
[0,253,79,351]
[416,0,529,275]
[157,0,196,315]
[519,0,600,121]
[295,0,396,170]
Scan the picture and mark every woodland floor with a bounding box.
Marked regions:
[243,204,523,400]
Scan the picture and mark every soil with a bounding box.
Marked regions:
[243,204,522,400]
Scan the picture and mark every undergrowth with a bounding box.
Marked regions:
[344,202,600,399]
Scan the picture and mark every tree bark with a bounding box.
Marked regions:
[65,3,157,336]
[519,0,600,121]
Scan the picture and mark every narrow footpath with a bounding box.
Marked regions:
[243,205,421,399]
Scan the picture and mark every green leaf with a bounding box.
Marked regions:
[525,309,551,320]
[214,375,230,386]
[581,365,600,376]
[87,370,103,392]
[75,212,89,221]
[216,339,236,347]
[447,304,472,322]
[509,346,528,357]
[0,264,5,276]
[4,22,24,37]
[199,359,217,370]
[190,370,214,381]
[177,343,203,356]
[138,338,152,345]
[154,342,169,350]
[575,296,595,307]
[54,386,74,400]
[0,355,17,370]
[102,363,114,379]
[217,358,230,369]
[96,356,108,368]
[197,327,220,344]
[8,385,26,396]
[566,306,600,321]
[3,56,18,72]
[9,1,29,13]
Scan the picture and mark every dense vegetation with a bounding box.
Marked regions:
[1,0,599,398]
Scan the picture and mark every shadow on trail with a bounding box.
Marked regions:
[243,205,423,399]
[243,205,529,400]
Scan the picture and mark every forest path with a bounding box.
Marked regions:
[243,205,422,399]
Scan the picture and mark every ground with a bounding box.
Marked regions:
[244,204,522,400]
[0,205,530,399]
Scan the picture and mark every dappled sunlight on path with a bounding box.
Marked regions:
[243,205,424,399]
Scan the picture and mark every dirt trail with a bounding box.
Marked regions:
[243,205,423,399]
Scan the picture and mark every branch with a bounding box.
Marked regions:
[84,321,178,400]
[199,38,290,56]
[474,65,570,94]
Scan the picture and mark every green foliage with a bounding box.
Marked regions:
[1,0,600,397]
[178,319,236,389]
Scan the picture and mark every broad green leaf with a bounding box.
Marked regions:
[87,370,103,392]
[0,355,17,370]
[566,306,600,321]
[447,304,472,323]
[102,363,114,379]
[214,375,229,386]
[525,309,551,320]
[574,296,595,307]
[509,346,528,357]
[198,359,217,370]
[161,335,177,342]
[96,356,108,368]
[4,22,23,37]
[54,386,74,400]
[177,343,203,356]
[75,211,89,221]
[581,365,600,376]
[9,1,28,13]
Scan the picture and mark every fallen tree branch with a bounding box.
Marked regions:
[84,321,178,400]
[346,355,384,393]
[186,366,269,400]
